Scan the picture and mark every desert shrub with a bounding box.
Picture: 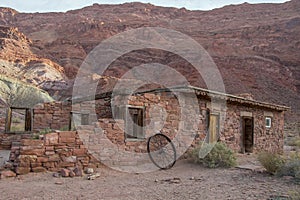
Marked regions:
[257,152,285,174]
[288,190,300,200]
[39,127,52,135]
[277,152,300,180]
[189,142,237,168]
[59,125,70,131]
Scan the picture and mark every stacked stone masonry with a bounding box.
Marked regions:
[10,131,102,175]
[0,89,286,173]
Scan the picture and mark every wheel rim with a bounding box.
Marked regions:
[147,133,176,169]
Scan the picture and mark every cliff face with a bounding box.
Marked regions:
[0,1,299,120]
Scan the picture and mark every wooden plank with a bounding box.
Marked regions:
[25,108,32,131]
[5,107,12,132]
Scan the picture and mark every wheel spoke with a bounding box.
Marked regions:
[147,133,176,170]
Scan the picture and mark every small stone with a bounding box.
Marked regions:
[87,173,100,180]
[85,168,94,174]
[3,161,13,170]
[60,168,70,177]
[53,172,61,178]
[0,170,17,178]
[69,171,75,177]
[15,167,30,175]
[73,167,84,177]
[283,176,294,180]
[65,156,77,163]
[55,181,63,185]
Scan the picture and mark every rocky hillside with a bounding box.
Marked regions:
[0,1,299,122]
[0,75,53,108]
[0,25,68,97]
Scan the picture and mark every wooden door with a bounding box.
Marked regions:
[209,114,219,143]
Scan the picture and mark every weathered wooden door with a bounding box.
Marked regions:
[209,114,219,143]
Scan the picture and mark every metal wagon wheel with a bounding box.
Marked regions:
[147,133,176,170]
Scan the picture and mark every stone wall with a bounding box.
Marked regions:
[1,90,286,173]
[285,122,300,138]
[111,91,285,154]
[126,92,206,151]
[0,107,7,133]
[10,131,101,175]
[220,103,284,153]
[33,102,72,132]
[33,98,112,132]
[0,134,32,150]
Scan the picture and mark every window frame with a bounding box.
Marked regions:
[5,107,32,133]
[265,117,272,129]
[69,111,90,130]
[125,105,145,142]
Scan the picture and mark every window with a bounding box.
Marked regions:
[265,117,272,128]
[207,113,219,143]
[6,107,32,133]
[69,112,90,130]
[125,106,145,140]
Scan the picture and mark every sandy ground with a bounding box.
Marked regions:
[0,155,299,200]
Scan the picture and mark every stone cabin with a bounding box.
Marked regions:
[0,85,288,159]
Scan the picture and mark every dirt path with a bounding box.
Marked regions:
[0,156,299,200]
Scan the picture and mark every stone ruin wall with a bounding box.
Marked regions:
[33,102,72,132]
[9,131,101,175]
[32,98,111,132]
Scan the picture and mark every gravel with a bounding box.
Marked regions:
[0,158,299,200]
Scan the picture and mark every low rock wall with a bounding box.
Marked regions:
[10,131,101,175]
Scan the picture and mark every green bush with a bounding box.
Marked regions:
[288,190,300,200]
[189,142,237,168]
[257,152,285,174]
[277,152,300,180]
[39,127,52,135]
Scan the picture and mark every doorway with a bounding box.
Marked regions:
[241,117,254,153]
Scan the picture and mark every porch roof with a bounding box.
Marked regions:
[133,85,290,112]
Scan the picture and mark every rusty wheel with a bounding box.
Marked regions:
[147,133,176,170]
